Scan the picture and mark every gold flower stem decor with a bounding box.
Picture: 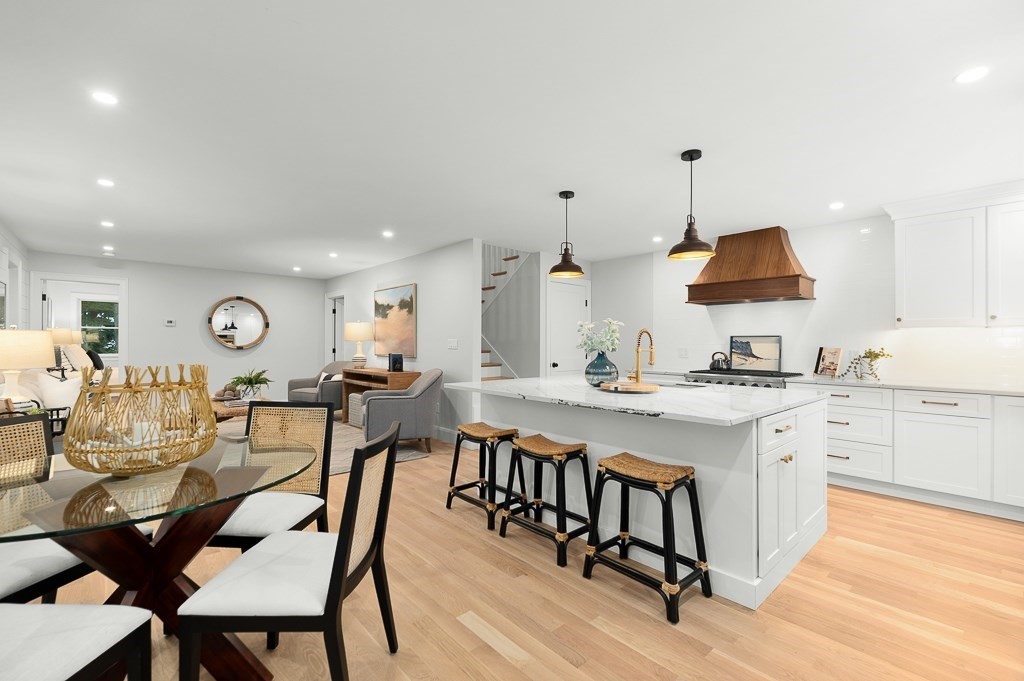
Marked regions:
[64,364,217,476]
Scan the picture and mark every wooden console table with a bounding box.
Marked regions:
[341,367,421,423]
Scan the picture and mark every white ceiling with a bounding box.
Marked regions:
[1,1,1022,279]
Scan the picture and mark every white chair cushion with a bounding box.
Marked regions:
[60,345,93,371]
[0,525,154,600]
[36,374,83,409]
[216,492,324,538]
[179,531,336,617]
[0,604,150,681]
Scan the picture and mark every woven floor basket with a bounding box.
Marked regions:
[64,364,217,476]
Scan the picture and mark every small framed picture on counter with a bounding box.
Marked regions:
[814,347,843,377]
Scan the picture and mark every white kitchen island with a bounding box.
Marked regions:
[444,376,828,609]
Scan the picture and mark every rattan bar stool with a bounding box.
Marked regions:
[582,452,711,623]
[499,434,593,567]
[447,422,529,530]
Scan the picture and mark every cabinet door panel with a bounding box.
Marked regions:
[895,209,986,327]
[758,448,798,577]
[987,202,1024,327]
[894,412,992,500]
[993,397,1024,507]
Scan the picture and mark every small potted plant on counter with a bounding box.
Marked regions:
[838,347,893,381]
[577,318,624,386]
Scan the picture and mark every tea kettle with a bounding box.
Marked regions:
[709,351,731,371]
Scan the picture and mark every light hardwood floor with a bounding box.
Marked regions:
[60,440,1024,680]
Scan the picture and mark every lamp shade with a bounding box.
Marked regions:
[0,330,56,370]
[48,328,74,345]
[344,321,374,342]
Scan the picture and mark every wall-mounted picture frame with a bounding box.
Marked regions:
[814,347,844,378]
[374,283,417,357]
[729,335,782,372]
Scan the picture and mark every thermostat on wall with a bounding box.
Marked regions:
[164,319,176,327]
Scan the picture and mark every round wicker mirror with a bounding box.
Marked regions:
[208,296,269,350]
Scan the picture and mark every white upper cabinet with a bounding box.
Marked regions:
[887,182,1024,329]
[894,208,987,328]
[986,201,1024,327]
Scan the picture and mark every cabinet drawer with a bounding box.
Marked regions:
[759,410,798,454]
[894,390,991,418]
[823,385,892,410]
[826,439,893,482]
[826,406,893,446]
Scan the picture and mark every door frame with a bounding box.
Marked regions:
[324,292,345,365]
[543,278,591,377]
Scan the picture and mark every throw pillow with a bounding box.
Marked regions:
[317,372,344,386]
[85,349,104,369]
[61,344,92,371]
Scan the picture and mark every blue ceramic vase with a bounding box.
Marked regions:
[585,351,619,387]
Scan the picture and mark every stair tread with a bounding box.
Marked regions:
[490,271,508,277]
[482,285,496,291]
[482,376,513,381]
[481,362,502,367]
[502,255,520,261]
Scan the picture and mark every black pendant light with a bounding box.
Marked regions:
[549,190,585,278]
[221,308,231,332]
[228,305,238,331]
[667,149,716,260]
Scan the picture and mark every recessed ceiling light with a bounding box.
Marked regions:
[652,236,663,243]
[102,252,115,257]
[91,91,119,106]
[292,266,302,272]
[829,201,844,211]
[100,221,114,228]
[860,228,872,234]
[381,230,394,238]
[955,66,989,84]
[102,245,114,251]
[328,252,338,258]
[96,178,115,188]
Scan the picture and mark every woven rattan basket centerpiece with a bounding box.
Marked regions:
[64,364,217,476]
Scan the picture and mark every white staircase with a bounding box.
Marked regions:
[480,243,531,381]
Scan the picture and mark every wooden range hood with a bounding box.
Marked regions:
[686,226,815,305]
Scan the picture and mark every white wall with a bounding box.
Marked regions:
[324,239,481,441]
[0,219,30,328]
[592,216,1024,384]
[28,252,327,397]
[591,252,654,371]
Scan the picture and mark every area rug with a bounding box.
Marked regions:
[217,418,428,475]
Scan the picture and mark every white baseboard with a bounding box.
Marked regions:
[829,474,1024,522]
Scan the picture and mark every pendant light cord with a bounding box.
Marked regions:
[564,196,569,245]
[688,157,694,223]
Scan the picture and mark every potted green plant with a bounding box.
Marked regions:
[230,369,272,400]
[577,319,624,386]
[838,348,893,381]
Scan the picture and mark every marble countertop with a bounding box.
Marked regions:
[444,376,827,427]
[786,375,1024,398]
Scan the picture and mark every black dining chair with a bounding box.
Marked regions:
[178,421,401,681]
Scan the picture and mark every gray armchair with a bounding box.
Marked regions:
[362,369,443,451]
[287,361,354,411]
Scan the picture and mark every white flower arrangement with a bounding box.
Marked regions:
[577,318,624,354]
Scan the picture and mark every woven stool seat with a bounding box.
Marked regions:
[513,434,586,458]
[457,422,518,441]
[598,453,694,485]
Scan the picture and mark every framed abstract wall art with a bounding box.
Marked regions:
[373,283,417,357]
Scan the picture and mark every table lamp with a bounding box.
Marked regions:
[0,330,56,401]
[344,321,374,367]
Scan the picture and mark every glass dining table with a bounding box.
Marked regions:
[0,435,316,681]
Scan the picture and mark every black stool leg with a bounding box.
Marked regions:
[486,441,499,530]
[619,483,630,559]
[516,453,530,520]
[580,453,595,523]
[533,459,544,523]
[554,459,570,567]
[478,437,487,499]
[582,470,607,579]
[446,433,463,509]
[499,448,520,538]
[684,477,712,597]
[661,488,681,624]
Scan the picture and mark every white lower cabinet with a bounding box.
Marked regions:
[826,439,893,482]
[758,445,798,576]
[993,397,1024,507]
[893,411,993,500]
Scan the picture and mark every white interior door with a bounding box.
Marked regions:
[331,296,345,360]
[546,280,590,376]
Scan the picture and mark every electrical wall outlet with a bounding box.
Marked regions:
[676,347,688,359]
[447,338,459,350]
[164,319,176,327]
